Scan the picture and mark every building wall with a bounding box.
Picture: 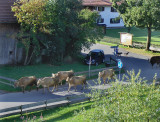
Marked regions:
[0,0,17,23]
[97,6,124,27]
[0,23,23,65]
[0,0,23,65]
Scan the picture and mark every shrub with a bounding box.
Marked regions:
[75,70,160,121]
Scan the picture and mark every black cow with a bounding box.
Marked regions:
[149,56,160,68]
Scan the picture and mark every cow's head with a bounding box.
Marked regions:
[37,79,41,88]
[98,71,104,79]
[52,73,57,78]
[14,81,19,88]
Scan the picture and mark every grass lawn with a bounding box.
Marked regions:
[99,27,160,56]
[0,101,93,122]
[101,27,160,46]
[0,62,106,80]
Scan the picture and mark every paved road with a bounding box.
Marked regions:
[0,81,111,110]
[0,43,159,115]
[82,43,160,81]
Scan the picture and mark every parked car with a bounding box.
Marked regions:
[84,49,105,66]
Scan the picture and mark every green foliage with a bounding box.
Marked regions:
[111,0,160,50]
[12,0,103,65]
[75,70,160,121]
[12,0,47,65]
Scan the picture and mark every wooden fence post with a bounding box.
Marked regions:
[45,100,47,110]
[66,97,70,106]
[20,105,22,115]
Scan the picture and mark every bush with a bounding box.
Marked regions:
[75,70,160,121]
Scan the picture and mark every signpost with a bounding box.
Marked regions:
[117,59,123,81]
[89,56,91,78]
[120,32,133,47]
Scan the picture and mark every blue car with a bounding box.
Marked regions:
[84,49,105,66]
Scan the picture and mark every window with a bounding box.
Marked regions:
[98,7,105,11]
[97,15,104,23]
[97,18,104,23]
[93,6,97,11]
[111,7,117,12]
[110,18,120,24]
[86,6,97,11]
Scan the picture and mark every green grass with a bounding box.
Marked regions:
[0,62,106,80]
[101,27,160,46]
[99,27,160,56]
[0,101,93,122]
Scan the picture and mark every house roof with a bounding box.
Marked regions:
[0,0,17,23]
[82,0,112,6]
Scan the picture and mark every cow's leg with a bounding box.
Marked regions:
[56,85,58,91]
[59,79,63,86]
[29,86,32,92]
[68,84,71,92]
[107,78,109,84]
[22,87,24,93]
[103,78,106,84]
[48,86,51,92]
[23,86,26,93]
[74,86,77,91]
[52,86,55,92]
[36,86,39,91]
[81,84,84,90]
[43,87,45,94]
[85,82,87,89]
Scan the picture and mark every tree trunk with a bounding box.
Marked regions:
[127,27,131,33]
[146,27,151,51]
[24,49,29,65]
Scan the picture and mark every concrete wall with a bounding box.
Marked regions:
[0,23,23,65]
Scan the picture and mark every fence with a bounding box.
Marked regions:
[0,76,15,87]
[0,94,90,118]
[75,66,118,77]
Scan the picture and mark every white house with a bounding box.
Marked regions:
[83,0,124,28]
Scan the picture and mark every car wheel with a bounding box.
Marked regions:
[95,62,98,66]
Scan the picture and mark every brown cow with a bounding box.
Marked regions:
[52,70,74,85]
[98,69,115,84]
[66,75,87,92]
[37,76,59,93]
[14,76,37,93]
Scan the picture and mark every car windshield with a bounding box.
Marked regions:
[89,52,100,58]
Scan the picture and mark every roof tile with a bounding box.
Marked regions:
[82,0,112,6]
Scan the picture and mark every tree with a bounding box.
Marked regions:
[12,0,103,65]
[112,0,160,50]
[12,0,47,65]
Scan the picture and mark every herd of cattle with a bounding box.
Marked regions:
[14,69,115,93]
